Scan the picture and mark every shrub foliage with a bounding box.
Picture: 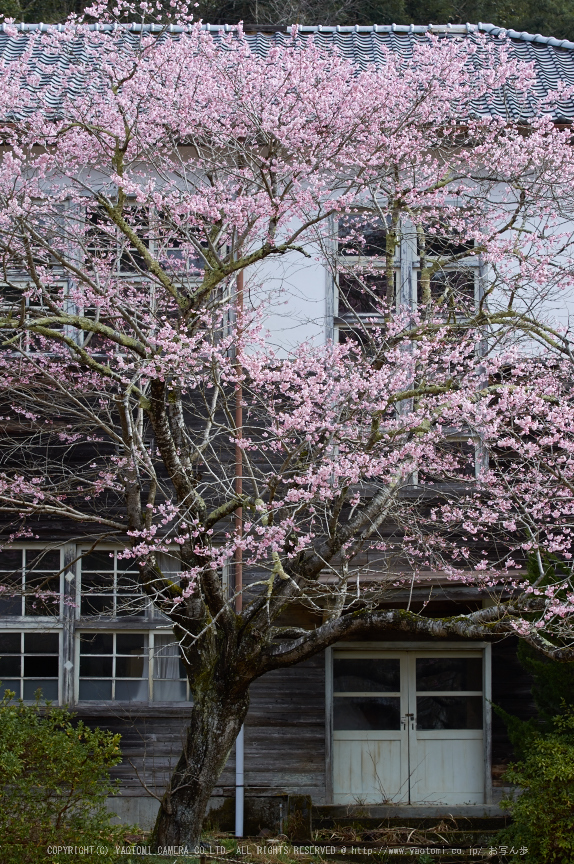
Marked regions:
[496,637,574,864]
[0,693,130,864]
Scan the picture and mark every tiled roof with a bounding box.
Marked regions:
[2,21,574,121]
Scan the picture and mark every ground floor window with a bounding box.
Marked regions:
[0,631,60,701]
[77,631,189,703]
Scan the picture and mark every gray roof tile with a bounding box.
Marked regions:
[1,21,574,121]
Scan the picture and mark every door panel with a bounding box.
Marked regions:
[333,734,408,804]
[332,652,408,804]
[409,733,484,805]
[407,653,484,805]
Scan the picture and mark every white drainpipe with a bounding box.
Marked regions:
[235,725,245,837]
[234,269,245,840]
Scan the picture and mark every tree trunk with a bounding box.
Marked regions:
[152,685,249,848]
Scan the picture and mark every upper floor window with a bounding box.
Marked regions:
[418,435,479,487]
[335,216,480,346]
[85,203,149,275]
[416,268,476,310]
[338,272,390,318]
[338,216,388,258]
[0,548,62,618]
[79,550,148,618]
[84,203,207,277]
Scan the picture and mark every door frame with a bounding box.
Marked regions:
[325,641,492,805]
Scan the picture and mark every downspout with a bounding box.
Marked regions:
[235,269,244,839]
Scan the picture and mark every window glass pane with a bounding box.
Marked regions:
[0,549,22,616]
[79,656,113,677]
[117,572,139,589]
[114,680,148,701]
[339,273,388,316]
[79,633,113,654]
[82,574,114,590]
[416,696,483,730]
[0,597,22,615]
[118,206,149,273]
[23,680,58,701]
[115,594,147,617]
[417,269,475,306]
[81,596,114,616]
[24,633,59,653]
[25,550,60,571]
[334,658,400,692]
[338,217,387,257]
[0,681,20,699]
[24,656,58,677]
[153,680,186,701]
[0,550,23,570]
[81,551,114,571]
[154,635,184,679]
[0,634,21,653]
[116,656,145,678]
[416,658,482,691]
[0,656,20,676]
[334,696,401,730]
[116,557,138,572]
[24,595,60,617]
[79,680,112,701]
[24,572,61,617]
[116,634,145,654]
[0,550,23,614]
[418,229,474,257]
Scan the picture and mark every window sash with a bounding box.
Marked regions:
[0,630,60,702]
[0,547,63,618]
[77,630,190,703]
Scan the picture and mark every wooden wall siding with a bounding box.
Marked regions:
[77,653,326,803]
[218,654,326,801]
[75,708,191,797]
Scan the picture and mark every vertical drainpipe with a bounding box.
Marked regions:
[235,269,244,839]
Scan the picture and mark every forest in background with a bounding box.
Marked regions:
[2,0,574,43]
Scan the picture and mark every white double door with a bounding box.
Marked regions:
[332,650,485,806]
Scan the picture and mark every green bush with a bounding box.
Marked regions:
[0,691,132,864]
[497,708,574,864]
[496,614,574,864]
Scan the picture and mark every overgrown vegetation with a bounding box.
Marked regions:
[0,692,132,864]
[496,639,574,864]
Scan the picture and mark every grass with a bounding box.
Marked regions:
[115,829,504,864]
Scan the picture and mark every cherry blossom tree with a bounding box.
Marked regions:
[2,12,574,844]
